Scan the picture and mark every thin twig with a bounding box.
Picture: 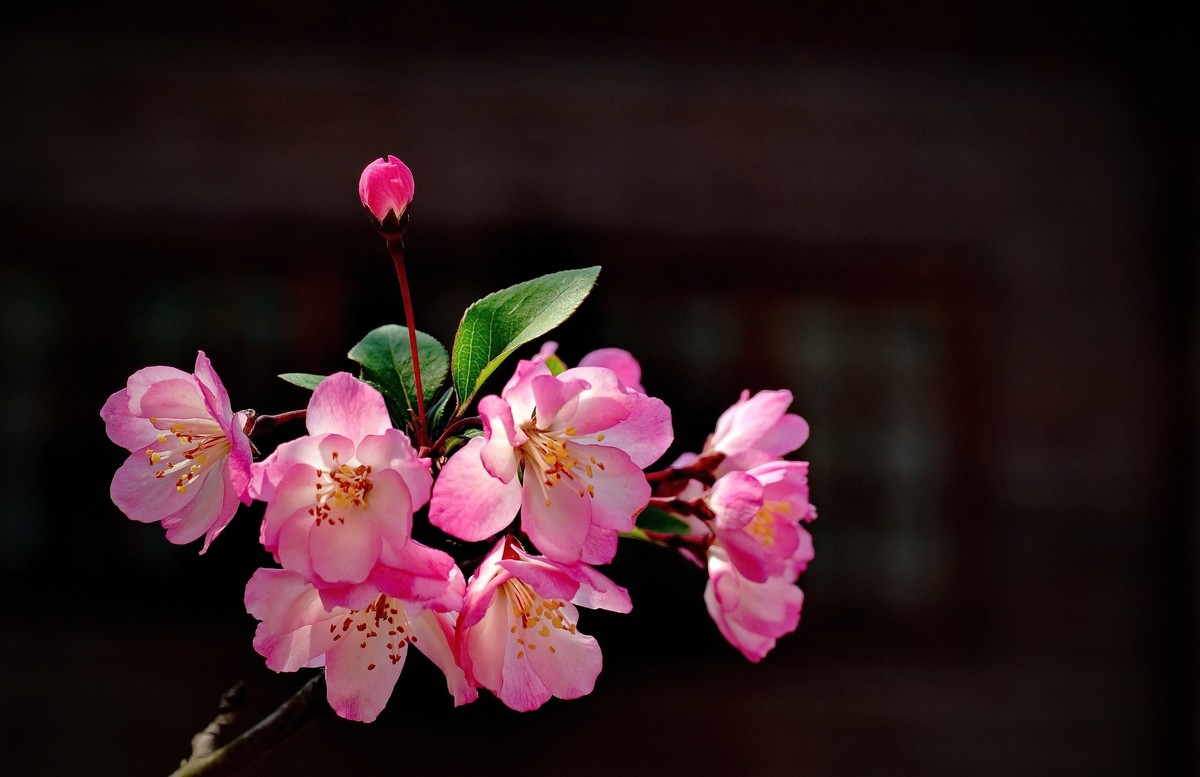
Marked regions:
[169,673,327,777]
[185,681,245,761]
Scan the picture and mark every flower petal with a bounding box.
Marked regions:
[429,437,522,542]
[308,513,383,585]
[355,431,431,510]
[305,372,392,441]
[324,617,408,723]
[521,472,591,563]
[410,610,478,706]
[245,568,339,671]
[578,348,644,393]
[523,611,602,702]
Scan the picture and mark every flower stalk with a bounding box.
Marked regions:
[387,236,429,449]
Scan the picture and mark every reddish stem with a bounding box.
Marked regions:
[387,237,429,448]
[426,416,482,459]
[243,409,307,438]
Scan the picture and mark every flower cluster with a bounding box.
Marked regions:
[100,155,818,724]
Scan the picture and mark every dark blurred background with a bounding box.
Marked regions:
[1,2,1196,775]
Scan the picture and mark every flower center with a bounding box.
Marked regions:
[518,425,606,507]
[144,418,231,494]
[503,578,576,660]
[311,451,373,526]
[327,593,410,670]
[748,500,791,547]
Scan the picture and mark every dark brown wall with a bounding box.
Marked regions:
[2,3,1195,775]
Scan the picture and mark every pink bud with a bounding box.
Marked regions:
[359,155,415,236]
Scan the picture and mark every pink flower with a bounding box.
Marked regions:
[359,155,415,233]
[251,372,432,590]
[101,351,253,553]
[532,341,646,394]
[703,546,804,663]
[429,358,672,563]
[455,537,632,711]
[705,461,816,583]
[702,389,810,475]
[245,567,476,723]
[577,347,645,394]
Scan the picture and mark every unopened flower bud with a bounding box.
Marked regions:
[359,155,415,237]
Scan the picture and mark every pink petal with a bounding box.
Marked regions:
[499,357,553,422]
[710,389,809,466]
[127,369,204,421]
[530,375,588,427]
[308,514,383,585]
[373,540,465,612]
[305,372,392,441]
[195,468,244,553]
[523,613,602,702]
[548,368,630,433]
[578,348,644,393]
[496,557,581,602]
[245,568,339,671]
[324,618,408,723]
[708,471,765,531]
[429,437,522,542]
[110,451,204,524]
[568,443,650,533]
[565,564,633,613]
[579,526,619,566]
[520,472,591,563]
[192,351,235,424]
[752,415,810,458]
[360,467,414,556]
[100,389,156,450]
[457,541,509,630]
[495,622,552,712]
[409,610,478,706]
[160,469,228,547]
[788,525,816,577]
[355,431,432,509]
[558,370,672,467]
[478,395,523,482]
[359,155,414,222]
[705,549,803,662]
[458,593,510,694]
[718,533,775,583]
[275,505,317,580]
[258,463,322,551]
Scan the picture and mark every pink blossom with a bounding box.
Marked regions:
[576,347,645,393]
[251,372,432,590]
[703,389,810,475]
[359,155,415,232]
[101,351,253,553]
[704,545,804,663]
[455,537,632,711]
[245,567,476,723]
[429,358,672,563]
[532,341,645,393]
[705,460,816,583]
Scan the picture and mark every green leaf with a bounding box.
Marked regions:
[451,266,601,412]
[635,505,692,535]
[278,372,326,390]
[543,354,568,376]
[348,325,450,420]
[426,386,458,438]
